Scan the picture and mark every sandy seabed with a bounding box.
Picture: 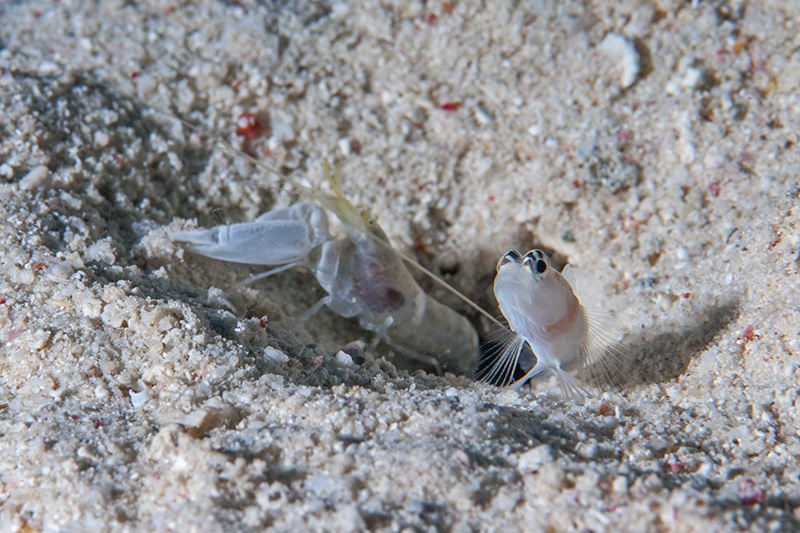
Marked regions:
[1,0,799,531]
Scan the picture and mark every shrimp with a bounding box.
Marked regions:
[171,163,478,375]
[478,249,619,399]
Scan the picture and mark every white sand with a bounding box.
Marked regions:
[1,0,799,530]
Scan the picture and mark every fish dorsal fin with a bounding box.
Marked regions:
[561,264,577,291]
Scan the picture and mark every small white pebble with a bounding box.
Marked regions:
[207,287,237,314]
[703,146,723,168]
[271,120,294,142]
[0,69,14,87]
[38,61,61,76]
[0,163,13,178]
[696,462,713,476]
[578,441,598,459]
[331,1,350,19]
[179,409,208,429]
[444,387,459,398]
[517,444,553,471]
[16,268,35,285]
[135,73,158,99]
[337,138,351,156]
[19,165,50,191]
[473,104,494,125]
[76,446,93,459]
[453,448,470,466]
[680,67,703,89]
[335,350,354,367]
[264,346,290,363]
[93,131,110,148]
[130,388,150,408]
[30,329,51,350]
[167,152,183,171]
[598,33,640,88]
[94,385,109,400]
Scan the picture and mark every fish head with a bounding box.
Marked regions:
[494,249,577,330]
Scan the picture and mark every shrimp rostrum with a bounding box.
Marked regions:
[171,165,478,375]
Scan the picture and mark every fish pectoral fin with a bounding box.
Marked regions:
[561,264,577,291]
[556,368,588,403]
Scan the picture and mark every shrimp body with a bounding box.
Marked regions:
[172,167,477,375]
[488,249,592,397]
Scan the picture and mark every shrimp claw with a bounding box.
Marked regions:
[170,202,331,266]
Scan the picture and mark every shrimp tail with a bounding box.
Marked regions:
[388,294,478,375]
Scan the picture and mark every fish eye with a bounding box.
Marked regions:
[523,249,550,276]
[497,249,521,271]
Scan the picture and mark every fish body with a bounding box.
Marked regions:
[488,249,594,397]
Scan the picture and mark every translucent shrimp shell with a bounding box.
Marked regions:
[318,193,478,374]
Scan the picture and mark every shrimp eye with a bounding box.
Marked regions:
[359,210,376,226]
[522,249,549,276]
[497,249,521,272]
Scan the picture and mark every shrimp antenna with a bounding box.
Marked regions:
[323,162,344,199]
[146,106,505,330]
